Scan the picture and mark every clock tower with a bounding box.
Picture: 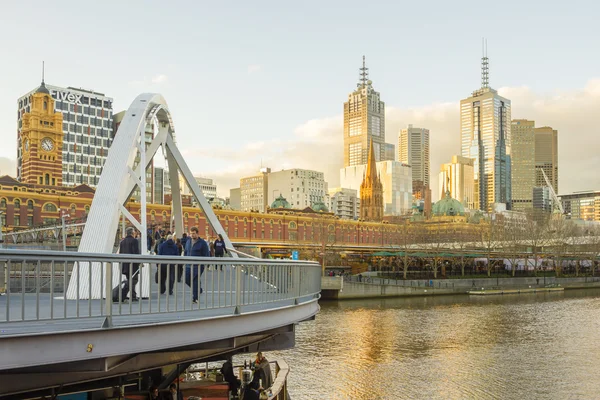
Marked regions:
[20,79,63,186]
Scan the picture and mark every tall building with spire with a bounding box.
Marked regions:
[460,42,511,211]
[359,140,383,221]
[18,72,113,187]
[20,77,64,186]
[343,56,385,167]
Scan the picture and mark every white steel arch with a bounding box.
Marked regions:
[66,93,235,299]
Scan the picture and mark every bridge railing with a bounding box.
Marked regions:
[0,249,321,326]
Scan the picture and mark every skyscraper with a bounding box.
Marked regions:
[460,47,512,211]
[511,119,536,211]
[384,143,396,161]
[343,56,385,167]
[398,124,430,198]
[535,126,558,194]
[438,155,475,209]
[359,141,384,221]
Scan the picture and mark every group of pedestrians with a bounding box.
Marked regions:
[116,226,228,304]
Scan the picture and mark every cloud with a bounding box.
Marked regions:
[151,74,168,84]
[206,80,600,201]
[247,64,262,74]
[0,157,16,177]
[127,74,169,87]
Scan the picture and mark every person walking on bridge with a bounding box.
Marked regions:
[213,233,228,271]
[119,227,140,301]
[184,226,209,304]
[158,234,180,295]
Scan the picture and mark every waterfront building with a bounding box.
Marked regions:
[0,169,484,256]
[341,160,412,216]
[229,187,241,210]
[384,143,396,161]
[267,168,327,210]
[359,141,384,221]
[510,119,536,211]
[535,126,558,193]
[18,83,113,187]
[343,56,385,167]
[438,155,475,209]
[560,191,600,221]
[398,124,430,198]
[240,168,270,212]
[460,51,511,211]
[328,187,359,220]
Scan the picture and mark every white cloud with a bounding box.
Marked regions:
[247,64,262,74]
[151,74,168,84]
[127,74,169,87]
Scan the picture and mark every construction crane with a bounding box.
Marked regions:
[538,168,564,214]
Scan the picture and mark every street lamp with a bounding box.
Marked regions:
[61,210,70,251]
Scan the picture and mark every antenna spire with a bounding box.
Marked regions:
[481,38,489,89]
[42,61,45,84]
[359,55,369,87]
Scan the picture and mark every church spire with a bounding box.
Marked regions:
[365,139,377,185]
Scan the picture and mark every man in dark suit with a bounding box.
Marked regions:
[120,227,140,301]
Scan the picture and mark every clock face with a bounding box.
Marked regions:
[41,138,54,152]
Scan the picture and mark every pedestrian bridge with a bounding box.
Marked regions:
[0,249,321,398]
[0,92,322,399]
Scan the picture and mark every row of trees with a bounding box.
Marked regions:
[381,210,600,279]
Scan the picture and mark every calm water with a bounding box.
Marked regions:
[270,290,600,400]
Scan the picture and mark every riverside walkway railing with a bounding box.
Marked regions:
[0,249,321,328]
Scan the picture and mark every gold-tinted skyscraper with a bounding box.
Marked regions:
[511,119,536,211]
[344,56,385,167]
[460,44,511,211]
[535,126,558,193]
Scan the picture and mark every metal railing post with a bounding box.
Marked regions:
[234,265,242,314]
[104,262,113,327]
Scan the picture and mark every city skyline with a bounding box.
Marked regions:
[1,2,600,199]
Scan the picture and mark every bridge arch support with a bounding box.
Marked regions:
[66,94,234,299]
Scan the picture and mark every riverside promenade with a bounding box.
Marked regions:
[321,275,600,300]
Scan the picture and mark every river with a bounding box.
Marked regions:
[268,290,600,399]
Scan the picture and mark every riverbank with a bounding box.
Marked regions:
[320,276,600,300]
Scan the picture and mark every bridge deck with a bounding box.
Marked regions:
[0,267,307,336]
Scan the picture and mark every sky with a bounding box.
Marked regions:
[1,0,600,200]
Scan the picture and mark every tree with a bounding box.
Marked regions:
[452,226,474,277]
[521,209,552,276]
[424,225,446,279]
[547,216,576,277]
[395,222,415,279]
[478,214,504,277]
